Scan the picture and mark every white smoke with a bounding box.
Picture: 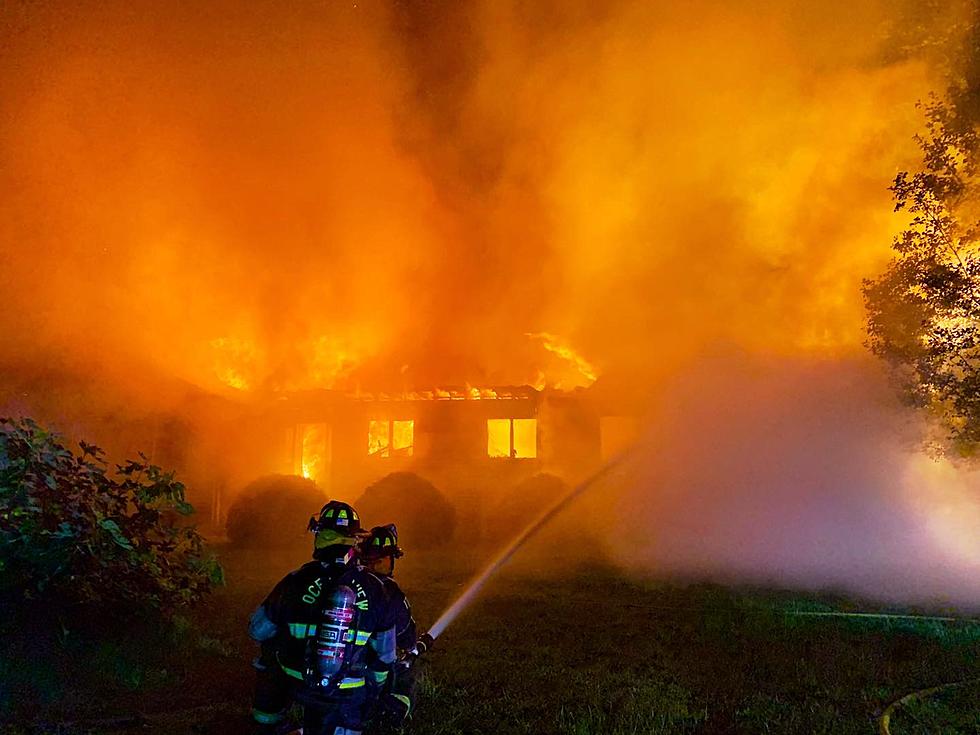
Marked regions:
[608,354,980,608]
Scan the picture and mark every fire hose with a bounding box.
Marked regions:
[877,677,980,735]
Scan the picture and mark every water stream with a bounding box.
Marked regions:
[428,451,632,639]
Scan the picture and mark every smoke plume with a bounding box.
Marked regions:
[1,0,967,391]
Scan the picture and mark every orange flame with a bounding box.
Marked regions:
[526,333,598,387]
[209,337,258,392]
[298,423,329,482]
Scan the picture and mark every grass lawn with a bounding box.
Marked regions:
[2,545,978,734]
[886,679,980,734]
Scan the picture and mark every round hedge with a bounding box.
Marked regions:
[485,473,606,568]
[355,472,455,551]
[226,474,326,548]
[485,473,569,539]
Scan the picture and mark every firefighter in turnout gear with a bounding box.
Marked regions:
[248,501,397,735]
[359,524,426,730]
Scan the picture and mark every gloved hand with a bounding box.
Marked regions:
[252,641,278,671]
[415,632,435,656]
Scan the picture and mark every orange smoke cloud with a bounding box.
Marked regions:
[0,0,964,397]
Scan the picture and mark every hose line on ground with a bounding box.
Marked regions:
[878,677,980,735]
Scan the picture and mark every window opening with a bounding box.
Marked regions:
[368,419,414,457]
[487,418,536,458]
[295,423,329,482]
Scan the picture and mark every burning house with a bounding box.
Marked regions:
[236,383,639,533]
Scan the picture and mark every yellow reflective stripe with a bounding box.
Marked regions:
[289,624,357,643]
[288,623,316,639]
[393,694,411,712]
[355,630,371,646]
[280,667,364,690]
[370,669,389,683]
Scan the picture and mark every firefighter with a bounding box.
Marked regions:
[359,524,433,730]
[248,501,397,735]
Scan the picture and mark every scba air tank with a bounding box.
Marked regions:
[314,585,357,685]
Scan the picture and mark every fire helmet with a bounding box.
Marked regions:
[359,524,404,561]
[308,500,364,550]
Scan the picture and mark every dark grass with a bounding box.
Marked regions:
[399,560,979,735]
[2,546,978,734]
[887,680,980,734]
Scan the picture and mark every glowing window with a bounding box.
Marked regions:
[392,420,414,456]
[295,423,329,482]
[368,420,389,457]
[368,420,414,457]
[513,419,537,458]
[487,419,511,458]
[487,418,537,458]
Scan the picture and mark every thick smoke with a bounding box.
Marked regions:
[608,355,980,607]
[390,0,964,383]
[0,0,446,393]
[0,0,965,392]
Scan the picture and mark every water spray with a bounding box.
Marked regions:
[424,443,980,644]
[427,451,632,640]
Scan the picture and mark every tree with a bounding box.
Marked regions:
[864,95,980,453]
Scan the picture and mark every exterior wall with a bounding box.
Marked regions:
[211,386,652,543]
[327,397,546,501]
[259,389,606,534]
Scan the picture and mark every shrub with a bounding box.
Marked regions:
[482,473,599,565]
[487,473,569,536]
[355,472,456,550]
[0,417,222,620]
[225,474,326,549]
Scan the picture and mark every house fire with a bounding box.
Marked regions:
[243,384,639,533]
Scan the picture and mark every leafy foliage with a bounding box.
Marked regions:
[864,95,980,453]
[0,417,222,618]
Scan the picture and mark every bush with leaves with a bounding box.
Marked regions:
[0,417,222,619]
